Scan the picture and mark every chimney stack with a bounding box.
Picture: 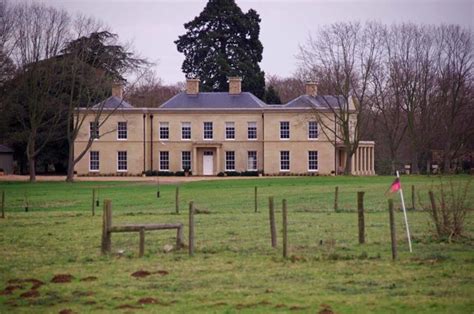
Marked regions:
[186,78,200,95]
[112,82,124,99]
[228,77,242,95]
[305,81,318,97]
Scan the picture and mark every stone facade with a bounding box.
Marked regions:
[74,79,375,176]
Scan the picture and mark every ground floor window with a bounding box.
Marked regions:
[308,151,318,171]
[90,151,99,171]
[247,151,257,171]
[225,151,235,171]
[280,151,290,171]
[160,151,169,171]
[182,151,191,171]
[117,151,127,171]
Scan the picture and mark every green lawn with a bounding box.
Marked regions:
[0,176,473,313]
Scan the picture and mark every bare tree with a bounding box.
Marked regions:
[265,74,305,103]
[433,25,473,172]
[298,22,383,174]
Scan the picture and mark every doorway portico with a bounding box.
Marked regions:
[192,143,223,176]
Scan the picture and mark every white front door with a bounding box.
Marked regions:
[203,151,213,175]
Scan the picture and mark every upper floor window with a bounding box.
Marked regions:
[248,122,257,140]
[280,151,290,171]
[117,121,127,140]
[225,122,235,140]
[90,121,99,139]
[225,151,235,171]
[203,122,213,140]
[160,122,169,140]
[181,122,191,140]
[117,151,127,171]
[308,151,318,171]
[247,151,257,171]
[308,121,318,139]
[280,121,290,139]
[160,151,169,171]
[90,151,99,171]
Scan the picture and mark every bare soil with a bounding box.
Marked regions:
[51,274,74,283]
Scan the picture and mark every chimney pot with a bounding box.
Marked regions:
[305,81,318,97]
[112,83,124,99]
[186,78,200,95]
[228,77,242,95]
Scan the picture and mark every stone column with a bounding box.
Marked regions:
[192,147,198,175]
[216,147,221,175]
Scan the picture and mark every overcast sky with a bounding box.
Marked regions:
[35,0,473,84]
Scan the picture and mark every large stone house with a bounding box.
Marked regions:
[74,78,375,176]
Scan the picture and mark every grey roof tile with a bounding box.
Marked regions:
[93,96,133,109]
[160,92,266,109]
[284,95,346,109]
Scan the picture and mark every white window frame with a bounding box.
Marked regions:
[117,151,127,172]
[90,121,99,140]
[225,122,235,140]
[225,151,235,171]
[247,122,257,140]
[247,151,257,171]
[117,121,127,140]
[308,151,318,171]
[181,122,191,140]
[280,151,290,171]
[181,151,191,171]
[159,151,170,171]
[89,151,99,172]
[280,121,290,140]
[203,122,213,140]
[308,121,318,140]
[159,122,169,140]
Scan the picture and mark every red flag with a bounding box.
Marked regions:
[389,178,401,193]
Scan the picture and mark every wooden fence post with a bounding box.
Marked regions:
[388,199,397,260]
[101,200,112,255]
[282,199,288,258]
[1,190,5,219]
[175,186,180,214]
[411,185,415,210]
[92,189,96,216]
[334,186,339,211]
[24,190,29,212]
[269,196,277,248]
[357,191,365,244]
[139,227,145,257]
[254,186,258,213]
[176,225,184,248]
[429,190,441,236]
[189,201,195,256]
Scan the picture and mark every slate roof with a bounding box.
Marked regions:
[0,144,14,153]
[160,92,266,109]
[284,95,347,109]
[93,96,134,109]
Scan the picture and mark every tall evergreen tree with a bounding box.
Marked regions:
[175,0,265,98]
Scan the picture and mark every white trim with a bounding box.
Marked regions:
[203,121,213,140]
[279,151,290,171]
[308,121,319,140]
[308,150,319,172]
[225,151,236,171]
[247,151,257,171]
[89,151,100,172]
[181,151,192,171]
[159,151,170,171]
[116,151,128,172]
[279,121,290,140]
[117,121,128,141]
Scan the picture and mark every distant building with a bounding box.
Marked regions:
[74,78,375,176]
[0,144,14,174]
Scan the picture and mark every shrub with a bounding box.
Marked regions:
[423,177,471,240]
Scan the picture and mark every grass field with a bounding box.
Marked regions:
[0,175,473,313]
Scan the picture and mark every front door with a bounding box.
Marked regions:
[203,151,213,175]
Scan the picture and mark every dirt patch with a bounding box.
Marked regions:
[131,270,151,278]
[155,270,169,276]
[0,285,24,295]
[19,290,40,298]
[212,302,228,306]
[80,276,98,282]
[59,309,76,314]
[51,274,74,283]
[137,297,158,304]
[290,305,308,311]
[116,304,141,309]
[84,300,97,305]
[319,304,334,314]
[7,278,44,290]
[275,304,287,308]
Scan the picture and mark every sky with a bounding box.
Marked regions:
[34,0,473,84]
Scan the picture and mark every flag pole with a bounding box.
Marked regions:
[397,171,412,253]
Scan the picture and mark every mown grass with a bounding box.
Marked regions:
[0,176,473,313]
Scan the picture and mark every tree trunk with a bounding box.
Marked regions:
[66,142,75,182]
[28,155,36,182]
[27,138,36,182]
[344,152,352,175]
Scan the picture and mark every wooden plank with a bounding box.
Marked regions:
[357,191,365,244]
[139,228,145,257]
[175,186,180,214]
[282,199,288,258]
[269,196,277,248]
[334,186,339,211]
[189,201,195,256]
[109,223,184,233]
[1,190,4,219]
[176,225,184,248]
[388,199,397,260]
[101,200,112,254]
